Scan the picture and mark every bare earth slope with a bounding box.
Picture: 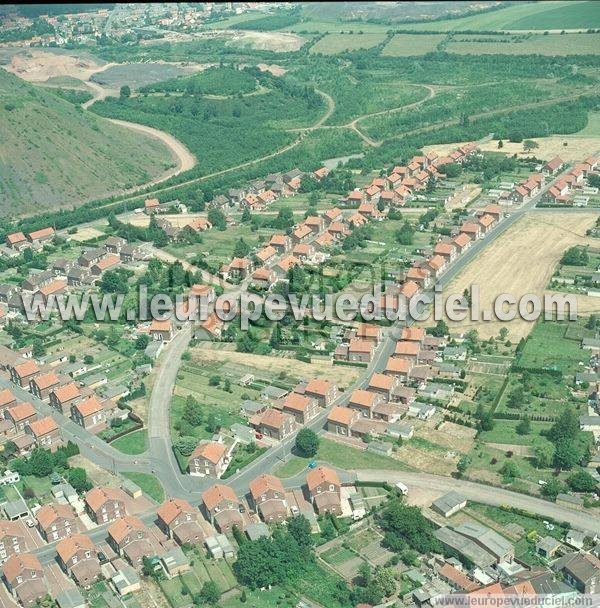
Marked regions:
[0,68,174,217]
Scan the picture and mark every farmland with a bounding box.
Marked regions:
[386,1,600,32]
[437,212,598,340]
[381,34,445,57]
[446,33,600,56]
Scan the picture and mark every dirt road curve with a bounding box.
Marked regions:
[107,118,197,177]
[82,76,198,189]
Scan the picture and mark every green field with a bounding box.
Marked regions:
[166,221,265,268]
[111,429,149,455]
[570,111,600,137]
[517,320,587,375]
[381,34,445,56]
[121,472,165,502]
[322,79,430,126]
[396,1,600,32]
[479,420,553,447]
[309,32,387,54]
[447,33,600,56]
[275,437,413,478]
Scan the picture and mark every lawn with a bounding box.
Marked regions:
[222,444,267,479]
[291,561,351,608]
[309,32,387,54]
[111,429,149,455]
[479,420,553,447]
[468,503,568,540]
[171,362,256,445]
[275,437,413,478]
[121,472,165,502]
[517,320,588,375]
[381,34,445,56]
[20,475,54,504]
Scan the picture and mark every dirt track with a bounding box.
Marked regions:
[106,117,197,180]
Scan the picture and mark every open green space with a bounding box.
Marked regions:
[91,68,324,180]
[479,420,553,447]
[275,437,413,478]
[381,34,445,56]
[390,1,600,32]
[447,33,600,56]
[516,320,588,375]
[111,429,149,455]
[322,545,357,565]
[121,471,165,502]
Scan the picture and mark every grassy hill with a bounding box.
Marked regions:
[0,69,173,218]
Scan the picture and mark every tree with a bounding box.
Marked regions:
[100,270,128,294]
[32,339,45,358]
[395,222,415,245]
[197,581,220,605]
[207,208,226,231]
[135,334,150,350]
[287,515,313,555]
[378,498,442,554]
[561,246,588,266]
[541,477,564,500]
[428,319,449,337]
[497,139,504,149]
[29,448,53,477]
[120,85,131,99]
[205,412,219,433]
[567,470,597,493]
[516,417,531,436]
[241,207,251,223]
[553,439,581,470]
[456,455,470,476]
[534,443,553,469]
[500,461,521,483]
[548,408,579,444]
[175,436,198,456]
[523,140,539,152]
[183,395,203,427]
[67,467,92,492]
[233,238,251,258]
[295,428,319,457]
[373,566,396,599]
[208,375,221,386]
[269,323,282,347]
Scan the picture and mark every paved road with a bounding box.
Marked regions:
[146,325,200,497]
[355,470,600,535]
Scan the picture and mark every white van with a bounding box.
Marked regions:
[395,482,408,496]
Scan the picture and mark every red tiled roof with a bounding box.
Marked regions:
[306,466,339,491]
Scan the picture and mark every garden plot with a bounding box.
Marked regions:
[189,344,362,388]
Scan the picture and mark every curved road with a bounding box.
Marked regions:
[82,77,198,191]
